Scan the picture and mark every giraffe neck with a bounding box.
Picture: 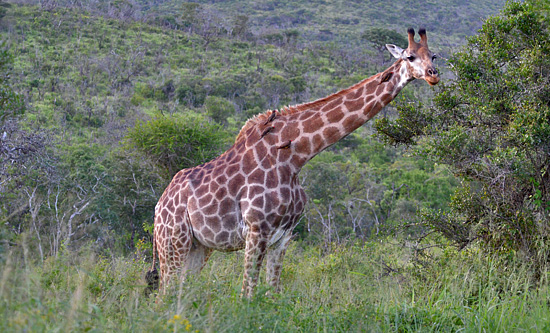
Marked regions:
[287,59,412,169]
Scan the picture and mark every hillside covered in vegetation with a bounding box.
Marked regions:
[4,0,550,331]
[1,0,495,253]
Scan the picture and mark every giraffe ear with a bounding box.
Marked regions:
[386,44,404,59]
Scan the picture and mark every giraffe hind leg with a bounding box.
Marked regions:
[184,240,214,275]
[159,212,194,294]
[265,233,292,293]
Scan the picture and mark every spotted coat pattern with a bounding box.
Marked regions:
[151,28,439,297]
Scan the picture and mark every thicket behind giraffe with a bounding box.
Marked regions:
[147,28,439,297]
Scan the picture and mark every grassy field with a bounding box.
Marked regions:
[2,237,549,332]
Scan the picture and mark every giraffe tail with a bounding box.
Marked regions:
[144,227,159,296]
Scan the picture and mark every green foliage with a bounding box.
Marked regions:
[1,240,549,331]
[124,112,228,176]
[362,27,408,50]
[377,1,550,270]
[0,0,503,263]
[193,0,506,51]
[301,131,458,243]
[204,95,235,125]
[0,41,24,123]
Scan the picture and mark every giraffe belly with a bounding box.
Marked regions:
[189,211,247,252]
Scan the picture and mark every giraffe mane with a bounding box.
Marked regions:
[234,72,384,144]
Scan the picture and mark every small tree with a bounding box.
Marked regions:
[376,1,550,271]
[0,41,24,124]
[124,112,228,177]
[362,28,408,65]
[205,95,235,125]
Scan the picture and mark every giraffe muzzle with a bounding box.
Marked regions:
[425,68,440,85]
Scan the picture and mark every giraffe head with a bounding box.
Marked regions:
[386,28,440,86]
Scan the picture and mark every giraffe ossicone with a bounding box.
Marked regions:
[148,28,439,297]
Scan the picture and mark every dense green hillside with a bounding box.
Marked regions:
[2,0,497,253]
[187,0,506,49]
[4,0,550,331]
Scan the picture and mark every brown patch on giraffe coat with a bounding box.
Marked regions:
[245,130,259,149]
[215,231,229,243]
[256,141,268,158]
[344,98,364,112]
[295,199,304,213]
[228,174,245,196]
[260,155,274,169]
[375,85,387,96]
[265,169,278,189]
[312,134,325,151]
[215,186,228,201]
[195,183,209,198]
[165,198,175,212]
[203,202,218,215]
[223,216,238,234]
[345,86,364,100]
[198,193,213,207]
[225,150,236,162]
[277,148,292,162]
[295,137,311,156]
[321,97,343,112]
[303,116,325,133]
[280,187,291,199]
[202,226,214,240]
[291,155,305,169]
[278,166,291,184]
[268,213,282,228]
[323,126,341,143]
[226,164,240,177]
[168,185,180,199]
[260,221,270,231]
[251,196,265,210]
[342,114,360,132]
[365,80,379,92]
[299,111,315,121]
[242,149,256,174]
[280,125,300,141]
[363,101,376,116]
[161,208,169,222]
[218,198,233,216]
[327,108,345,122]
[265,191,281,213]
[209,217,222,233]
[191,211,205,226]
[380,93,393,105]
[249,168,265,184]
[209,182,218,194]
[215,174,228,185]
[248,185,265,199]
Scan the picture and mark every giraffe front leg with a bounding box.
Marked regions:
[265,234,292,293]
[242,231,268,298]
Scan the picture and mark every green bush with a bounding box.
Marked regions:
[123,112,229,176]
[204,95,235,125]
[376,0,550,271]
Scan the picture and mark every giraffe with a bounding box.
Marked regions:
[147,28,439,297]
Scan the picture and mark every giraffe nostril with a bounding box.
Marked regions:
[427,68,438,76]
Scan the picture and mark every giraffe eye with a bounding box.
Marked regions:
[407,55,415,62]
[432,54,437,61]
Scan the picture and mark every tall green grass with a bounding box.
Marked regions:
[1,238,549,332]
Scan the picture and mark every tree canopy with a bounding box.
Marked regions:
[376,0,550,269]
